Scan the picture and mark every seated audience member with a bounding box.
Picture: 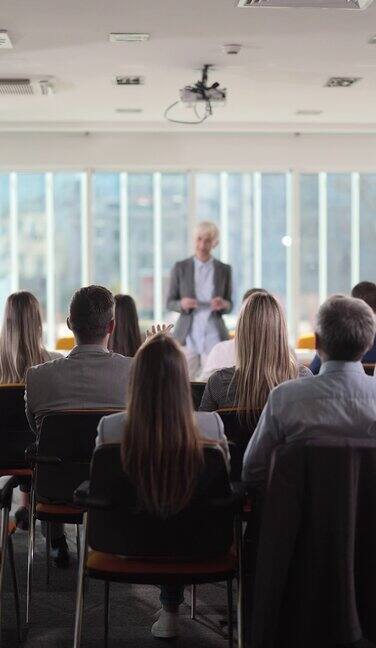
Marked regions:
[310,281,376,374]
[25,285,132,566]
[243,295,376,491]
[200,292,311,419]
[108,294,142,357]
[200,288,268,381]
[0,291,62,530]
[96,332,229,639]
[0,291,62,383]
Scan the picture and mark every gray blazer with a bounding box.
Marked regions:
[166,256,232,345]
[25,344,132,435]
[96,410,230,467]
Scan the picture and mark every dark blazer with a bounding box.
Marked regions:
[166,256,232,345]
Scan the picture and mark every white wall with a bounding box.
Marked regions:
[2,131,376,171]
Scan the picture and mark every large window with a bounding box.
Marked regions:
[0,169,374,346]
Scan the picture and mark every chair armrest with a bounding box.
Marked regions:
[25,443,62,466]
[74,481,113,510]
[0,476,21,510]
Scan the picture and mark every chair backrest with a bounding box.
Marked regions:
[190,381,206,410]
[362,362,375,376]
[217,408,261,480]
[251,438,376,648]
[35,410,122,503]
[88,444,236,559]
[0,384,35,468]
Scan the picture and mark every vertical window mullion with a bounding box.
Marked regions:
[46,172,55,348]
[241,173,252,291]
[318,172,328,304]
[153,172,162,321]
[220,172,229,262]
[253,172,262,287]
[351,172,360,288]
[80,171,92,286]
[286,171,300,345]
[187,171,197,255]
[120,172,129,293]
[10,172,19,293]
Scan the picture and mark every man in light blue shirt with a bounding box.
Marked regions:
[242,294,376,490]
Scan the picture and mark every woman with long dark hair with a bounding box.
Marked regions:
[97,332,229,638]
[108,294,142,357]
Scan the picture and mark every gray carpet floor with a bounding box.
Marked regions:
[3,523,232,648]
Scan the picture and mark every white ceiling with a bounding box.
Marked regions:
[1,0,376,132]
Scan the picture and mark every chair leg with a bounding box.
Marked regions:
[46,523,51,585]
[73,513,88,648]
[104,581,110,648]
[236,516,244,648]
[76,524,81,562]
[8,536,22,643]
[190,584,197,620]
[0,507,9,646]
[26,485,36,626]
[227,578,234,648]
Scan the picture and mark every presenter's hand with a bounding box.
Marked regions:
[211,297,229,312]
[145,323,174,341]
[181,298,198,312]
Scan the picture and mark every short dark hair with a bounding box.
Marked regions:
[69,286,114,343]
[242,287,268,302]
[351,281,376,313]
[316,295,375,362]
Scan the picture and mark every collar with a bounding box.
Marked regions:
[193,255,214,269]
[68,344,109,357]
[319,360,364,376]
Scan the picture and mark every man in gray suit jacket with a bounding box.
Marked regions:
[166,221,232,378]
[25,285,132,566]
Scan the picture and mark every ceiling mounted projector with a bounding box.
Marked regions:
[238,0,374,8]
[164,65,226,125]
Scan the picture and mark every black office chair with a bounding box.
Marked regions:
[73,444,244,648]
[217,409,261,481]
[0,476,22,645]
[250,438,376,648]
[0,384,34,478]
[190,382,206,410]
[26,409,123,625]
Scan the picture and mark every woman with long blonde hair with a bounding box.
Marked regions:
[96,332,229,638]
[200,291,310,419]
[0,291,61,384]
[0,291,62,529]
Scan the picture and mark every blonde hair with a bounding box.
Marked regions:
[194,221,219,246]
[121,334,203,518]
[0,292,48,384]
[234,292,298,422]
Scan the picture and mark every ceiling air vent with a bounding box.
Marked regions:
[238,0,374,9]
[116,76,144,86]
[325,76,361,87]
[0,30,12,49]
[0,79,55,96]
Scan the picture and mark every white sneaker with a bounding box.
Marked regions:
[151,610,180,639]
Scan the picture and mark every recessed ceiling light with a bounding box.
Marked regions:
[115,108,143,114]
[116,76,145,86]
[296,109,323,116]
[368,34,376,44]
[325,76,361,87]
[109,33,150,43]
[0,30,13,49]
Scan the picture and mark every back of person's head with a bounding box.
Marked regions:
[316,295,375,362]
[0,291,46,383]
[68,285,114,344]
[242,287,268,303]
[108,294,142,357]
[121,333,203,518]
[235,292,297,418]
[351,281,376,314]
